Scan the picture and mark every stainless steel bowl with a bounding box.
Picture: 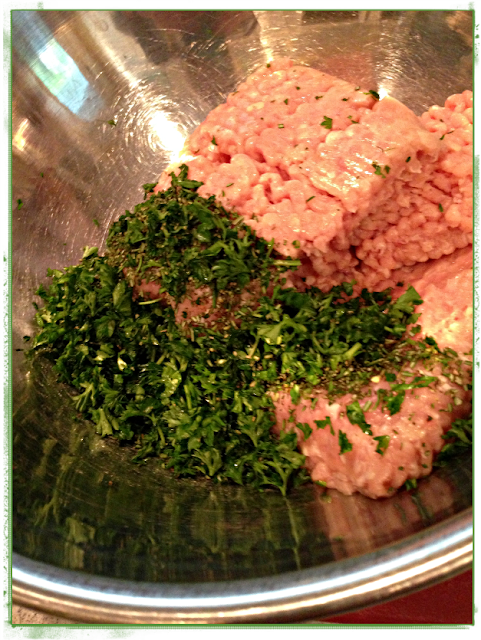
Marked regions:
[11,10,473,623]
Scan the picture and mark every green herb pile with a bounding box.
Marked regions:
[28,166,472,494]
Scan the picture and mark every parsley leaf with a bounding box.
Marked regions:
[339,430,353,454]
[321,116,333,130]
[346,400,372,435]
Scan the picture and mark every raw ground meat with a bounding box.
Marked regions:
[273,365,471,499]
[387,246,473,356]
[272,247,472,498]
[151,59,472,498]
[157,58,472,293]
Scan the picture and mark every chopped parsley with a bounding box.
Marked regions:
[297,422,313,440]
[27,165,472,494]
[373,435,390,455]
[434,414,472,467]
[372,162,390,179]
[321,116,333,130]
[17,199,23,210]
[438,203,444,213]
[440,130,454,140]
[107,119,117,126]
[339,430,353,454]
[346,400,372,435]
[314,417,332,430]
[211,136,217,145]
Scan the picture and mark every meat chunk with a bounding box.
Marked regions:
[273,366,470,499]
[272,247,472,499]
[157,59,472,293]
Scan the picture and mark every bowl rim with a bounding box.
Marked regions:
[12,507,472,624]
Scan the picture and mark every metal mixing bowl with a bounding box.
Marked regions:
[11,10,473,623]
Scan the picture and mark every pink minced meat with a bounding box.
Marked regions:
[272,248,472,499]
[355,90,473,289]
[273,365,471,499]
[157,58,472,292]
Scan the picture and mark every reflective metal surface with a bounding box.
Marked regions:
[11,10,473,623]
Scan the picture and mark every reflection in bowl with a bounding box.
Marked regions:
[12,10,472,623]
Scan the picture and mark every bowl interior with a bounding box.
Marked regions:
[12,9,472,590]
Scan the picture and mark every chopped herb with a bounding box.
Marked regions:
[27,164,471,495]
[367,90,380,100]
[347,115,359,124]
[440,130,454,141]
[373,435,390,455]
[434,414,472,467]
[278,124,285,129]
[142,183,157,198]
[314,417,332,430]
[297,422,312,440]
[93,219,100,227]
[266,63,271,68]
[339,430,353,454]
[17,199,23,210]
[372,162,390,179]
[406,157,411,162]
[290,385,301,405]
[386,391,405,416]
[296,86,300,90]
[306,196,315,202]
[346,400,372,435]
[107,119,117,126]
[211,136,217,145]
[438,203,444,212]
[404,478,418,491]
[342,98,348,101]
[226,183,233,187]
[284,99,288,105]
[40,172,44,177]
[321,116,333,130]
[292,240,300,248]
[315,95,323,100]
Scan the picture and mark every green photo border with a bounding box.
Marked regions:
[3,0,481,640]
